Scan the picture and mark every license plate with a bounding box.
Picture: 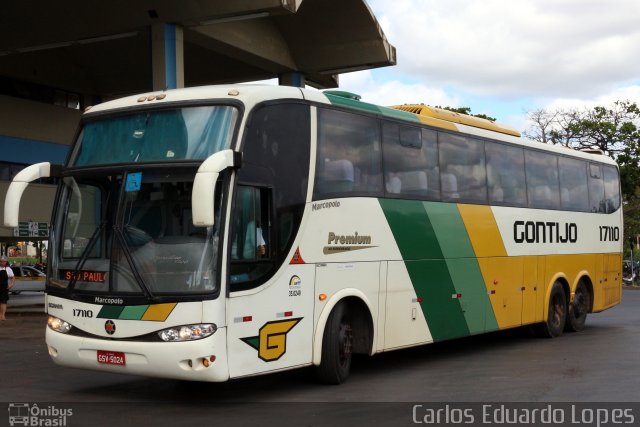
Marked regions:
[97,350,126,366]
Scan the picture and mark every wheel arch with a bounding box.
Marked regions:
[574,273,595,313]
[543,274,570,321]
[312,289,375,366]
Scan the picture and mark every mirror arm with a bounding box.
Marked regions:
[3,162,63,227]
[192,150,241,227]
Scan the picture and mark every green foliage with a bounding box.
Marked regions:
[525,100,640,245]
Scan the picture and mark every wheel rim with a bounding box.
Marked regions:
[573,285,588,318]
[550,292,565,328]
[338,320,353,366]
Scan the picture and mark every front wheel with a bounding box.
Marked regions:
[532,281,567,338]
[565,281,590,332]
[316,301,353,384]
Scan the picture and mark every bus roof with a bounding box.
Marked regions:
[83,84,617,167]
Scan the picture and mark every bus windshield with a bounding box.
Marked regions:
[71,105,238,166]
[48,170,222,298]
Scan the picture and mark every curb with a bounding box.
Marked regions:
[7,304,46,316]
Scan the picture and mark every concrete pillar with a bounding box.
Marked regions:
[151,23,184,90]
[278,71,305,88]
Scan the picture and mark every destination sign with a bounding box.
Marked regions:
[60,270,108,283]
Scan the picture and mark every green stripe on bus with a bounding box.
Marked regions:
[325,92,421,123]
[424,202,499,333]
[119,305,150,320]
[378,199,443,260]
[423,202,475,258]
[380,199,469,341]
[325,93,383,114]
[380,199,501,340]
[446,258,498,334]
[97,305,125,319]
[405,259,470,341]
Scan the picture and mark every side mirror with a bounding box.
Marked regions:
[192,150,241,227]
[4,162,63,227]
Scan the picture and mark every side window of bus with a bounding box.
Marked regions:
[558,157,589,212]
[314,108,382,198]
[62,181,103,258]
[588,163,606,213]
[382,122,439,199]
[438,133,487,203]
[235,102,310,291]
[485,141,526,206]
[603,165,621,213]
[525,150,560,209]
[230,185,272,287]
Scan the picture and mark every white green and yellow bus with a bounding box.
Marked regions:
[4,85,622,384]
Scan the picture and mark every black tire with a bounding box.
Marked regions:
[316,301,353,384]
[565,281,590,332]
[532,281,567,338]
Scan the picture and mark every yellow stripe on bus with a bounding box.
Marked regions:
[457,204,507,257]
[141,303,177,321]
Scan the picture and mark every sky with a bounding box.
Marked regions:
[335,0,640,133]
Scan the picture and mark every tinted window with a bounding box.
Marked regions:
[485,142,526,206]
[603,165,621,213]
[314,109,382,198]
[382,123,439,199]
[526,150,560,209]
[439,133,487,203]
[234,103,310,290]
[73,106,238,166]
[559,157,589,212]
[588,163,606,213]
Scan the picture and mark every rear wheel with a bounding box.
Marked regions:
[316,301,353,384]
[565,281,590,332]
[533,281,567,338]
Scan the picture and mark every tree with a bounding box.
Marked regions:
[524,100,640,156]
[525,100,640,252]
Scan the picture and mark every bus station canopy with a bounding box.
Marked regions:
[0,0,396,96]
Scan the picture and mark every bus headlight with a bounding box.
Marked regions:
[158,324,217,342]
[47,316,72,334]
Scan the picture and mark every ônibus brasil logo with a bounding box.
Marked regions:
[8,403,73,426]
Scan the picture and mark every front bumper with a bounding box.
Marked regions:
[46,326,229,382]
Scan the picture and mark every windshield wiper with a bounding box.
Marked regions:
[113,224,156,302]
[67,220,106,294]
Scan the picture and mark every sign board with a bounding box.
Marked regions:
[14,221,49,238]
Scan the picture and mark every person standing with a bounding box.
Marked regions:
[0,255,16,320]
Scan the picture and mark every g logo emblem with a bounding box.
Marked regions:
[241,318,302,362]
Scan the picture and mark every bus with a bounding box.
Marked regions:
[4,85,622,384]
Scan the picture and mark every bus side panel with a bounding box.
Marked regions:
[379,199,497,341]
[314,261,380,348]
[477,257,524,329]
[226,264,316,379]
[383,261,432,350]
[426,203,498,335]
[522,255,540,325]
[593,253,622,311]
[605,253,622,306]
